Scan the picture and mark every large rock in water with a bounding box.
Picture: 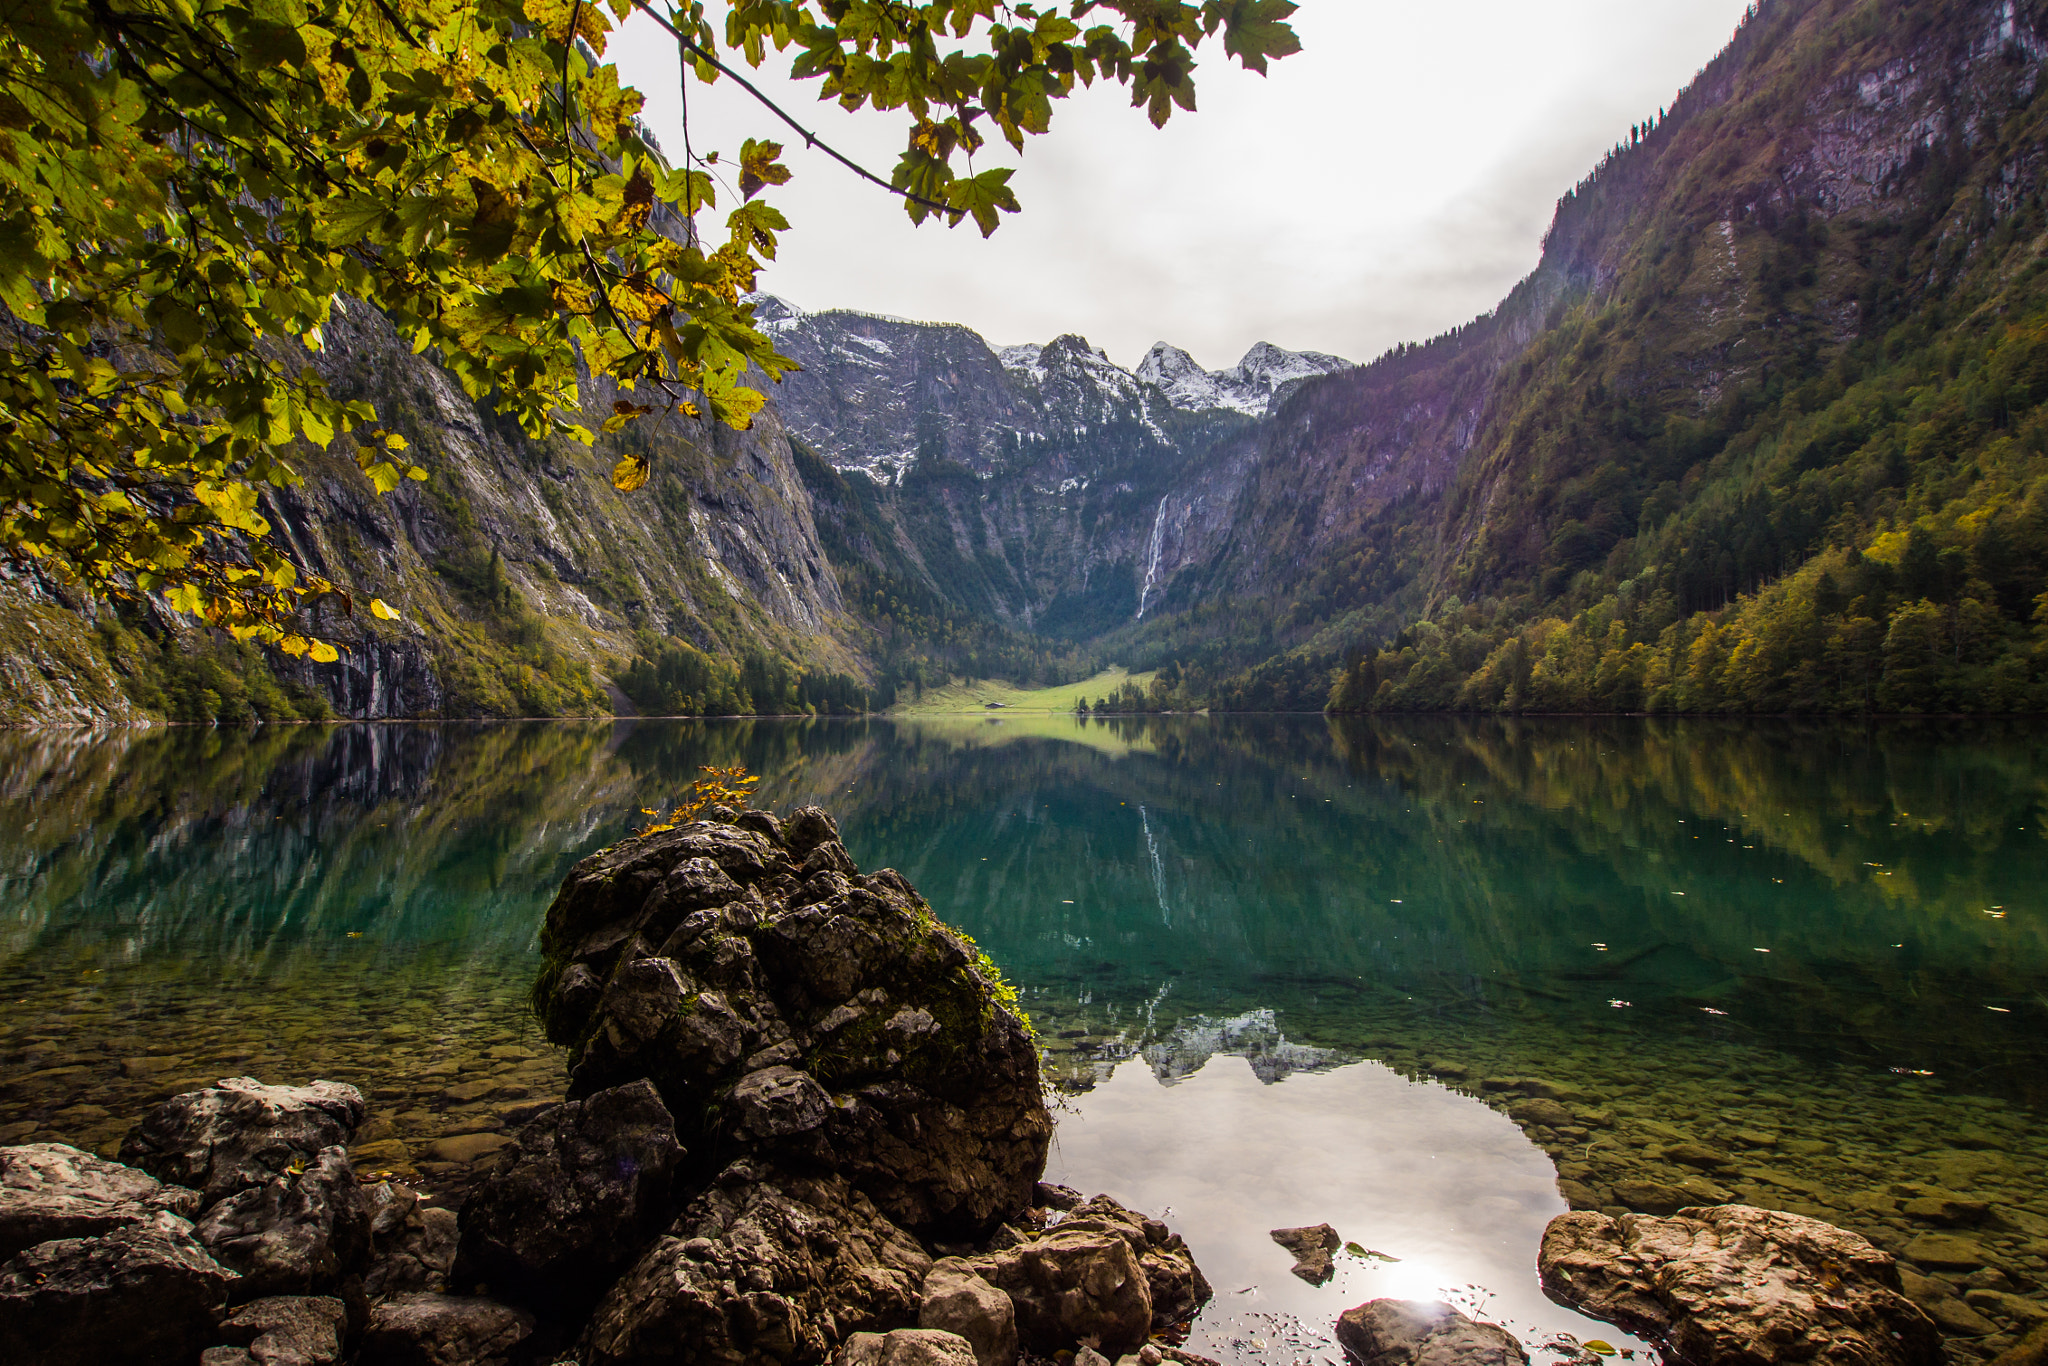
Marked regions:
[532,807,1051,1240]
[955,1193,1210,1358]
[121,1078,367,1205]
[1537,1206,1943,1366]
[1335,1300,1528,1366]
[0,1141,203,1260]
[581,1159,934,1366]
[454,1078,684,1312]
[959,1192,1212,1352]
[193,1145,371,1299]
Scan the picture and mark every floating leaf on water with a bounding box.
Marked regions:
[1583,1342,1617,1357]
[1345,1245,1400,1263]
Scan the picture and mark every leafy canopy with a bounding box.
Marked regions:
[0,0,1297,654]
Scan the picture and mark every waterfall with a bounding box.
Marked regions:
[1139,804,1172,927]
[1135,495,1170,620]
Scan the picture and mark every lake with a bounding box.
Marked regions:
[2,715,2044,1362]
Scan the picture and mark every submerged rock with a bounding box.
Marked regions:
[121,1078,367,1206]
[194,1145,371,1300]
[1272,1223,1340,1285]
[582,1160,932,1366]
[0,1141,202,1260]
[1335,1299,1528,1366]
[454,1078,683,1313]
[0,1210,238,1366]
[1537,1205,1942,1366]
[532,808,1050,1241]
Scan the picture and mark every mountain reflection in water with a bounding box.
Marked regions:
[2,715,2044,1358]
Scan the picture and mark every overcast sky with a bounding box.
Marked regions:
[610,2,1752,372]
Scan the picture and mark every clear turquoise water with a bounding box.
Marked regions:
[2,716,2044,1360]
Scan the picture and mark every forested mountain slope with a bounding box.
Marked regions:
[1191,0,2048,713]
[0,302,864,724]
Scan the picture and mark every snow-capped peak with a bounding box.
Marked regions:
[1137,340,1352,415]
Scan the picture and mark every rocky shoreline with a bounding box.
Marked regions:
[1,807,2042,1366]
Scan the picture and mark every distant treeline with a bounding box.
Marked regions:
[615,636,871,716]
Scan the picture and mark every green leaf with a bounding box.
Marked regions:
[1583,1343,1617,1357]
[944,168,1020,238]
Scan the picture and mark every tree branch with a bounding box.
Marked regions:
[626,0,957,219]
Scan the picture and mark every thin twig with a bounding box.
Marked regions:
[626,0,956,218]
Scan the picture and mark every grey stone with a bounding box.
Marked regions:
[1335,1299,1528,1366]
[0,1141,203,1260]
[0,1210,238,1366]
[582,1161,931,1366]
[920,1258,1019,1366]
[194,1146,371,1299]
[363,1183,458,1299]
[121,1078,366,1206]
[357,1292,535,1366]
[211,1295,348,1365]
[455,1078,683,1313]
[838,1330,981,1366]
[1538,1205,1941,1366]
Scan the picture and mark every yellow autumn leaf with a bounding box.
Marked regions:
[612,453,651,491]
[369,598,400,620]
[309,641,341,663]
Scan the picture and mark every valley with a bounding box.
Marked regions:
[6,0,2047,725]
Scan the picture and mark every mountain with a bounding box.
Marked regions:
[8,0,2048,723]
[1135,340,1353,416]
[0,301,862,725]
[1184,0,2048,714]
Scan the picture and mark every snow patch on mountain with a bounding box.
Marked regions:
[1137,340,1353,415]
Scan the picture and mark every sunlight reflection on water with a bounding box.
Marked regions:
[1046,1056,1652,1363]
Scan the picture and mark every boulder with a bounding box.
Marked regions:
[454,1078,684,1313]
[920,1258,1019,1366]
[582,1160,932,1366]
[357,1292,535,1366]
[121,1078,367,1206]
[0,1210,238,1366]
[363,1183,459,1299]
[1335,1300,1528,1366]
[195,1146,371,1299]
[960,1220,1152,1356]
[1537,1205,1941,1366]
[202,1295,348,1366]
[0,1141,203,1259]
[839,1330,982,1366]
[1272,1223,1340,1285]
[531,810,1051,1240]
